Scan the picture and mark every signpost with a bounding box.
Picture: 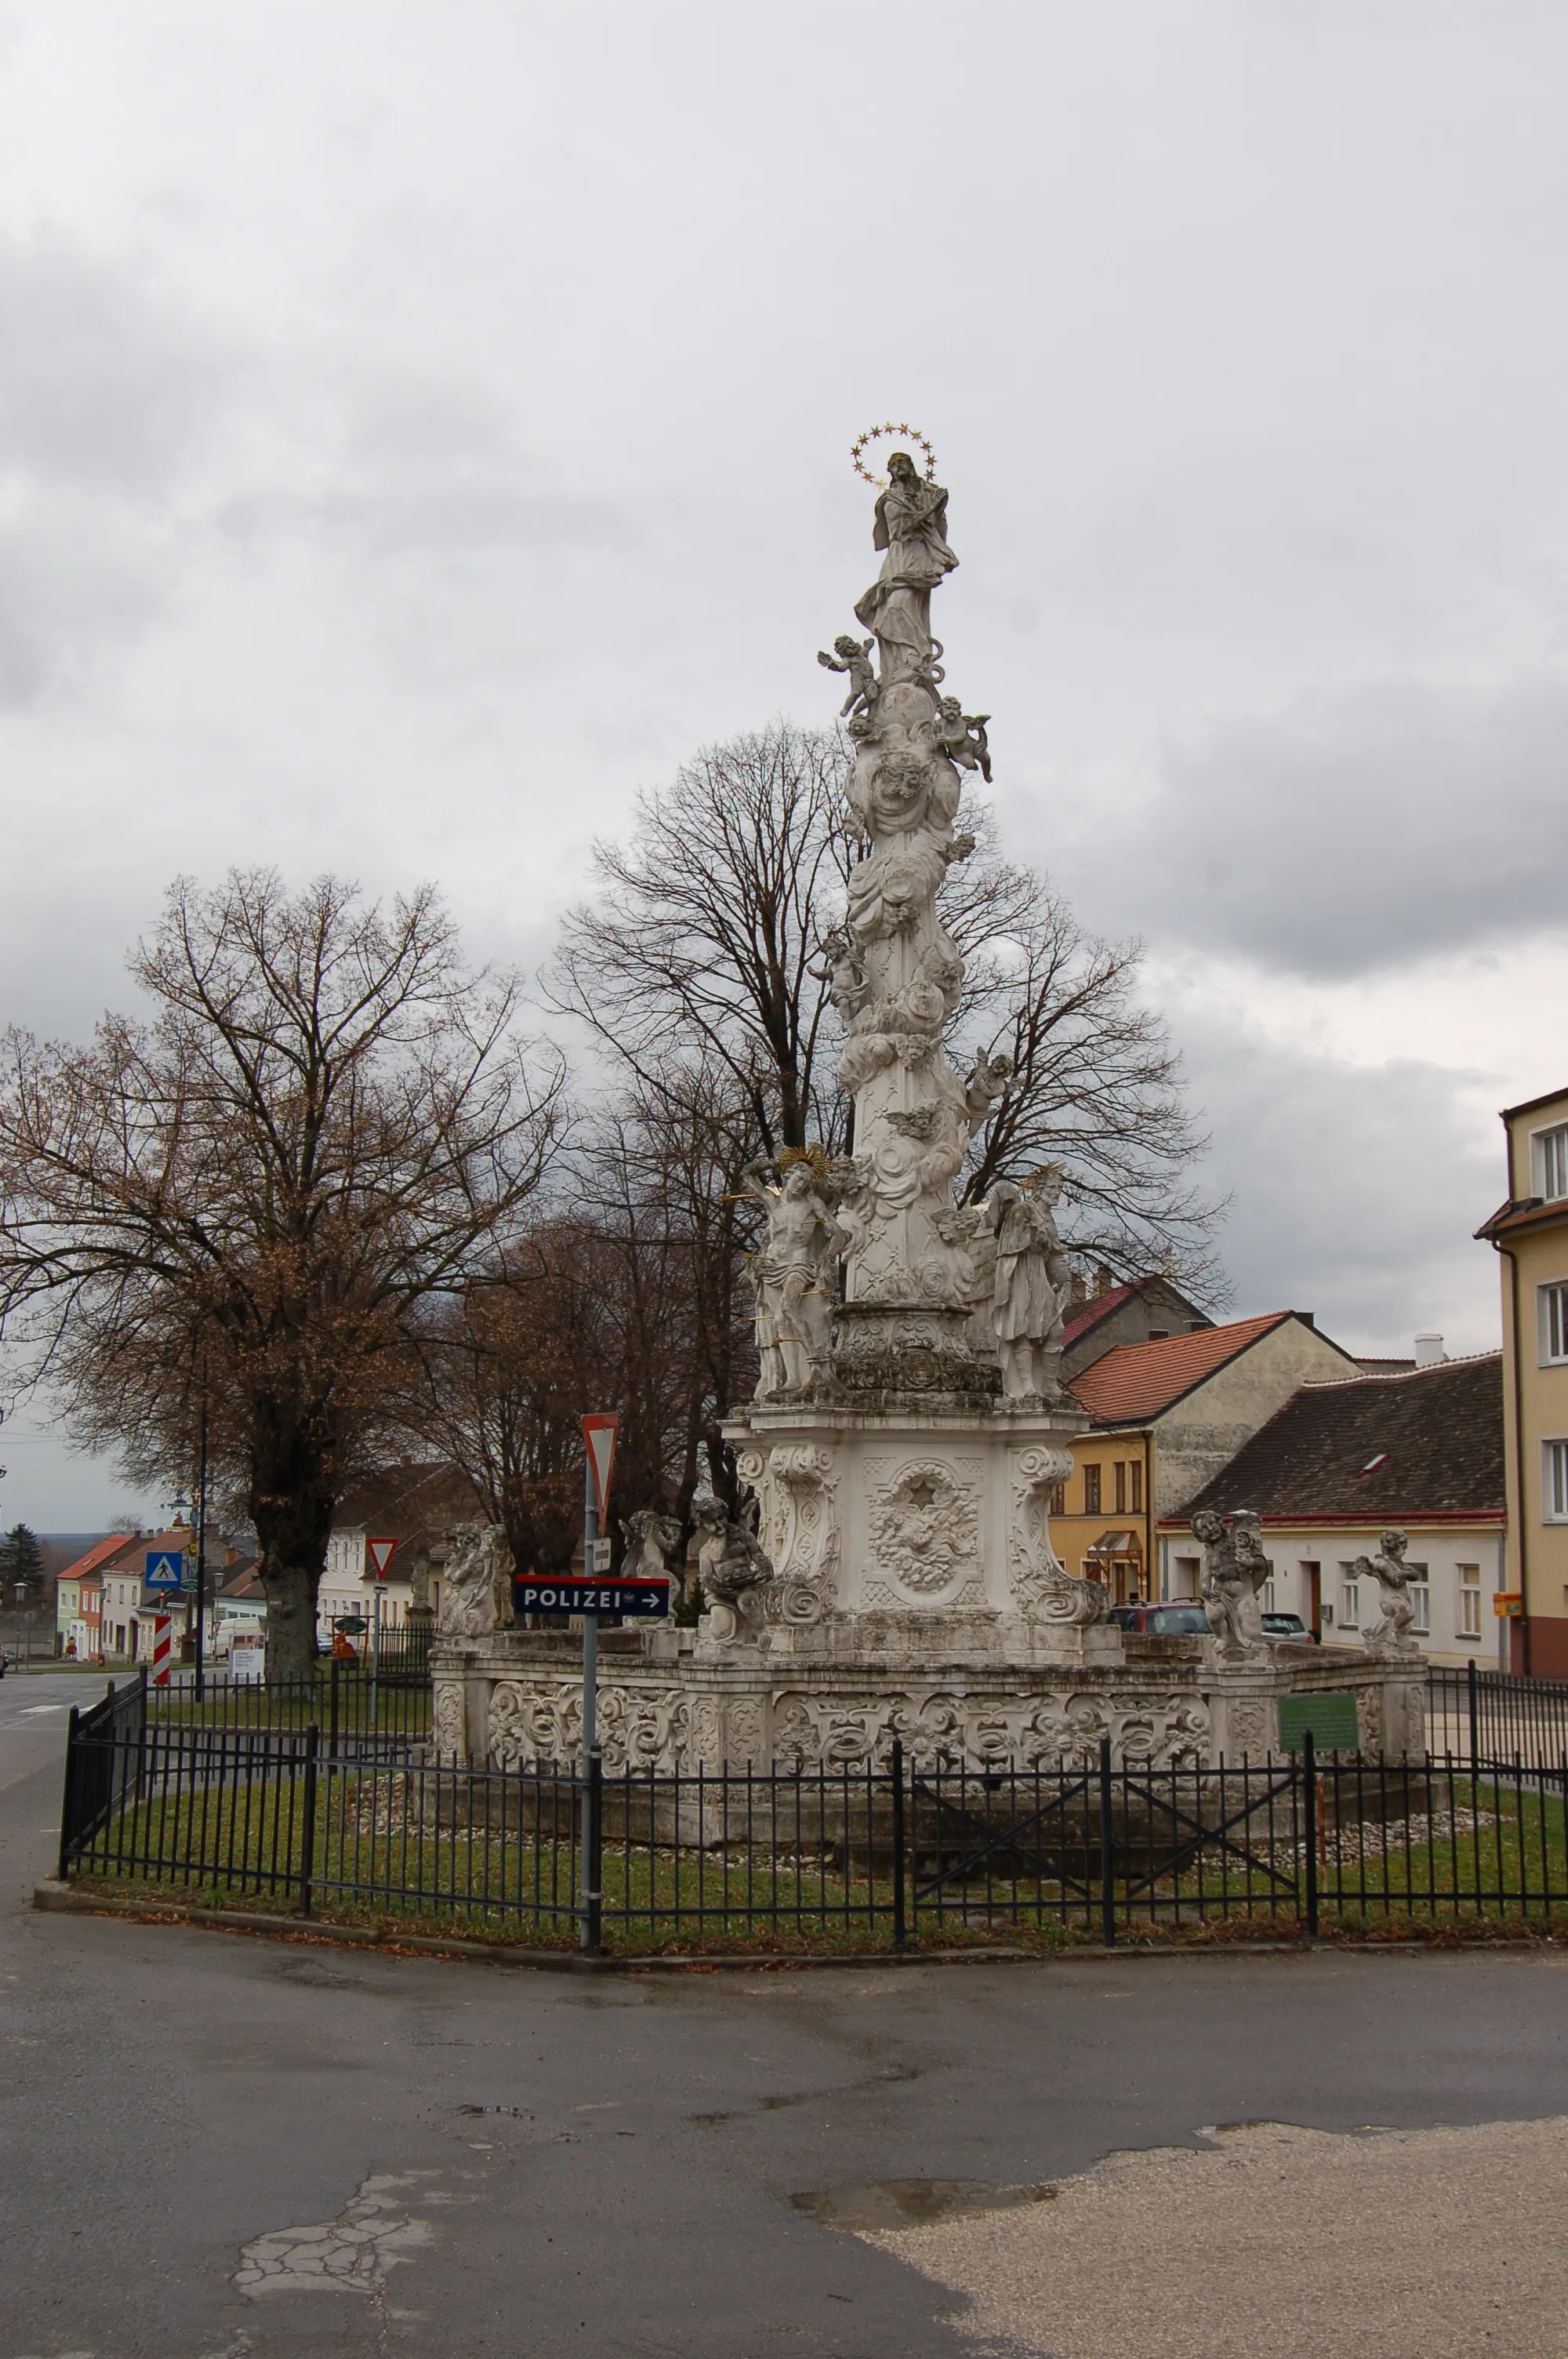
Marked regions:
[366,1538,397,1726]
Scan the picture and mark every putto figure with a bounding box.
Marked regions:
[620,1507,687,1608]
[1192,1508,1271,1659]
[438,1523,514,1637]
[817,634,879,725]
[933,695,993,783]
[1355,1528,1421,1656]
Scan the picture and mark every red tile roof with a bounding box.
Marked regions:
[1060,1283,1138,1350]
[1069,1313,1300,1425]
[55,1535,132,1585]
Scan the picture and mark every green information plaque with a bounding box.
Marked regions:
[1276,1691,1360,1754]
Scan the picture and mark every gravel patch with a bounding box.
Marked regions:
[861,2114,1566,2357]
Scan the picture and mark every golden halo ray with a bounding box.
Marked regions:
[850,422,937,490]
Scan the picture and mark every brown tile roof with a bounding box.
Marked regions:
[1172,1353,1504,1524]
[1069,1313,1302,1425]
[1061,1283,1138,1349]
[1476,1195,1568,1241]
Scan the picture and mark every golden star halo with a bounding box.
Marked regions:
[850,423,938,489]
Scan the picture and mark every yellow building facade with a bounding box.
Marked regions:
[1479,1085,1568,1676]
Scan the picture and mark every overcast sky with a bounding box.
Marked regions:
[2,1,1564,1526]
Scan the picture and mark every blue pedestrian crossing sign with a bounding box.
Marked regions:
[145,1550,185,1591]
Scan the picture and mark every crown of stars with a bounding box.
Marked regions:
[850,423,938,489]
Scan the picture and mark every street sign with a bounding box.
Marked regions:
[592,1537,613,1572]
[582,1415,619,1520]
[1277,1690,1360,1754]
[1494,1591,1523,1618]
[333,1614,368,1633]
[145,1551,184,1592]
[514,1576,669,1621]
[366,1536,397,1580]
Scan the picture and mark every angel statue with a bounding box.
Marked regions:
[933,696,993,783]
[1192,1508,1270,1659]
[963,1049,1013,1135]
[1355,1528,1421,1656]
[809,925,870,1023]
[817,634,879,726]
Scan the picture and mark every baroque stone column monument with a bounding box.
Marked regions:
[431,437,1421,1772]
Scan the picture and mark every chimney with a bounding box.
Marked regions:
[1093,1264,1113,1299]
[1414,1332,1446,1368]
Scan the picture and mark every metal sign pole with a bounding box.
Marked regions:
[580,1448,601,1954]
[194,1379,209,1703]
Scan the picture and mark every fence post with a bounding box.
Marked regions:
[329,1656,340,1762]
[581,1748,603,1957]
[56,1706,81,1884]
[1301,1729,1319,1939]
[297,1725,320,1919]
[1467,1656,1479,1768]
[1099,1735,1116,1946]
[890,1736,906,1950]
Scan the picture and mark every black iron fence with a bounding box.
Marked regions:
[54,1715,1568,1953]
[149,1652,430,1750]
[1426,1660,1568,1770]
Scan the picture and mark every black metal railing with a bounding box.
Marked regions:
[1427,1659,1568,1770]
[54,1717,1568,1952]
[147,1654,430,1752]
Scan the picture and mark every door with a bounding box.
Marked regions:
[1304,1561,1322,1640]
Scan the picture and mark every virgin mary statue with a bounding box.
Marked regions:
[854,451,958,681]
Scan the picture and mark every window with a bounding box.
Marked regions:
[1113,1461,1127,1513]
[1339,1565,1359,1628]
[1083,1463,1102,1514]
[1407,1565,1430,1634]
[1262,1577,1276,1613]
[1540,1124,1568,1202]
[1541,1283,1568,1365]
[1131,1459,1144,1513]
[1545,1440,1568,1524]
[1046,1481,1065,1516]
[1459,1565,1482,1638]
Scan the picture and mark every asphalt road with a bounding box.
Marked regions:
[3,1670,1567,2357]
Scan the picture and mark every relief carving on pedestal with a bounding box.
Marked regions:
[868,1458,979,1600]
[432,1679,466,1759]
[1009,1445,1106,1624]
[748,1443,840,1627]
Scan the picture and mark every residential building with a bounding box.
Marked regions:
[53,1536,125,1654]
[1477,1082,1568,1674]
[1061,1274,1214,1382]
[1052,1312,1360,1603]
[1168,1353,1506,1666]
[93,1526,197,1664]
[316,1463,478,1646]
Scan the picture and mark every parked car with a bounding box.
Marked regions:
[1107,1602,1212,1637]
[1261,1611,1317,1643]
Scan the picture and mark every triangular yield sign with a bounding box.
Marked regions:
[366,1536,397,1580]
[582,1415,619,1521]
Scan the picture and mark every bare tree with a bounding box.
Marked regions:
[0,871,564,1676]
[550,723,851,1155]
[553,728,1225,1302]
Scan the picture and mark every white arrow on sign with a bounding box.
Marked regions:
[366,1536,397,1580]
[582,1415,619,1521]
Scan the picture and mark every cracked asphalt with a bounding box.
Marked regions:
[4,1672,1568,2357]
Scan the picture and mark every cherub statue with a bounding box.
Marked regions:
[1192,1508,1269,1659]
[438,1522,514,1637]
[688,1498,773,1646]
[817,634,879,725]
[1355,1528,1420,1656]
[621,1507,688,1608]
[963,1049,1014,1135]
[809,925,870,1023]
[933,695,993,783]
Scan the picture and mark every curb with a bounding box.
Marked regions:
[35,1883,1557,1970]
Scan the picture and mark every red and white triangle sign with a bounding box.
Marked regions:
[366,1536,397,1581]
[582,1415,619,1521]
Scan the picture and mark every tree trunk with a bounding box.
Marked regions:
[260,1558,321,1682]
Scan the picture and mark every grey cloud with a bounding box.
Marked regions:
[0,233,237,703]
[1069,672,1568,979]
[0,233,234,494]
[1178,1011,1501,1354]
